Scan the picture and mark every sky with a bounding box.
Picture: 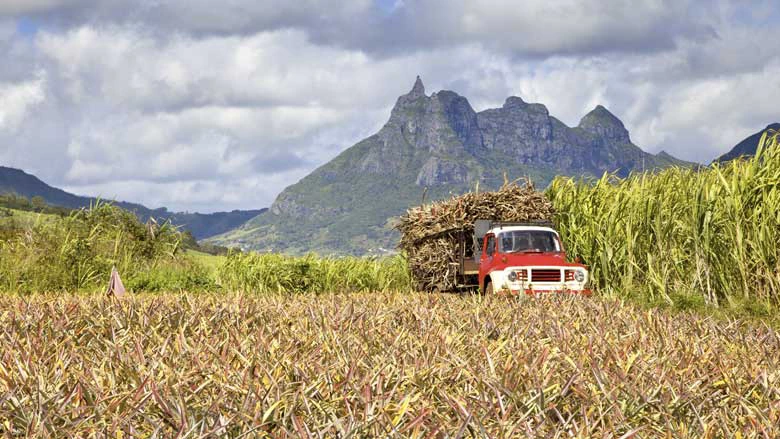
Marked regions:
[0,0,778,213]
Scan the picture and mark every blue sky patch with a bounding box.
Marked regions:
[16,17,39,37]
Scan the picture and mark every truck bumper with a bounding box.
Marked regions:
[500,287,592,297]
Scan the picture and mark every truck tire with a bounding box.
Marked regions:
[484,281,493,295]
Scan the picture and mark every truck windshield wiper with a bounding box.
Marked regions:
[509,249,544,254]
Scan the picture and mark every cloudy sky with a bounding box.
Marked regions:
[0,0,778,212]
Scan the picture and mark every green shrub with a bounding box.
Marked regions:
[0,202,182,293]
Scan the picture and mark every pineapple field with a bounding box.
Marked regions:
[1,292,779,437]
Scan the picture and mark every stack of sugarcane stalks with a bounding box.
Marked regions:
[397,179,554,290]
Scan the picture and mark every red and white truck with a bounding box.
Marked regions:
[475,221,590,295]
[446,220,591,295]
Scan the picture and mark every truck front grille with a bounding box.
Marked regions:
[532,269,561,282]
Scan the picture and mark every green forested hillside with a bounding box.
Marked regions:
[0,166,264,239]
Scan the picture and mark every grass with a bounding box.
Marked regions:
[1,292,778,437]
[184,249,226,272]
[217,251,412,294]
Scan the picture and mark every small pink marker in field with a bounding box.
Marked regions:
[106,267,126,299]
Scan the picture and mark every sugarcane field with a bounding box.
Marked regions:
[2,5,780,436]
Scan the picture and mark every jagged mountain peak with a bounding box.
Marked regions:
[432,89,472,109]
[501,96,550,115]
[384,84,482,156]
[578,104,630,143]
[410,75,425,97]
[390,76,429,114]
[502,96,526,108]
[579,105,623,127]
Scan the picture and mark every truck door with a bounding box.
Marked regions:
[479,233,496,291]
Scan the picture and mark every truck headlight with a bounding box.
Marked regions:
[574,271,585,283]
[508,271,517,282]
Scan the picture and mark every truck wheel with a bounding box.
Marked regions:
[484,282,493,295]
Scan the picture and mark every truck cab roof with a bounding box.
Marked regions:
[486,225,559,236]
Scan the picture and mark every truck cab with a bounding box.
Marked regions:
[477,223,590,295]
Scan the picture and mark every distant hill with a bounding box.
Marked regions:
[715,123,780,162]
[210,76,693,255]
[0,166,93,208]
[0,166,264,239]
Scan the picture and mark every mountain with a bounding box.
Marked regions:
[0,166,264,239]
[715,123,780,162]
[210,76,693,255]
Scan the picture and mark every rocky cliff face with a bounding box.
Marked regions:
[352,77,682,187]
[476,99,673,178]
[211,77,692,254]
[416,156,474,186]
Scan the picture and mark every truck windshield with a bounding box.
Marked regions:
[500,230,559,253]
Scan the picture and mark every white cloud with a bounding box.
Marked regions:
[7,0,717,57]
[646,60,780,159]
[396,0,713,56]
[62,170,312,214]
[0,74,46,131]
[36,27,408,110]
